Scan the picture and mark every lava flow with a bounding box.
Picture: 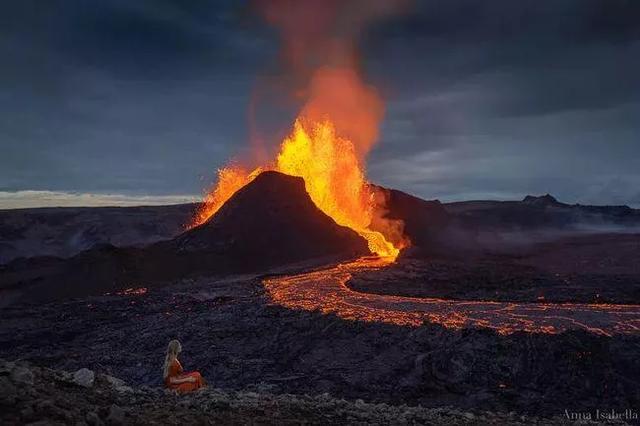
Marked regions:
[264,257,640,336]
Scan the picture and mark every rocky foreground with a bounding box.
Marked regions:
[0,359,587,425]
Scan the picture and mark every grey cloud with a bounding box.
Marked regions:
[0,0,639,208]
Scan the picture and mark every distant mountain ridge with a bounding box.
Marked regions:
[0,204,198,264]
[444,194,640,231]
[1,188,639,265]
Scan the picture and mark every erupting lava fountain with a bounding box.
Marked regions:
[189,2,410,260]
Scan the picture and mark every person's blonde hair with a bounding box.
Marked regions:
[163,339,182,379]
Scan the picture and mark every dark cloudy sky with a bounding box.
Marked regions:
[1,0,639,208]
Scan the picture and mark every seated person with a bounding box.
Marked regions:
[162,339,206,393]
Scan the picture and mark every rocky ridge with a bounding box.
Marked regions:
[0,359,589,425]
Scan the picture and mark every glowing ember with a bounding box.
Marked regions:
[116,287,148,296]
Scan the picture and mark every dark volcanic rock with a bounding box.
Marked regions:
[1,171,368,304]
[349,233,640,304]
[0,359,563,425]
[522,194,562,207]
[371,186,451,252]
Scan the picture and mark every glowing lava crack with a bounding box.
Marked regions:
[264,257,640,336]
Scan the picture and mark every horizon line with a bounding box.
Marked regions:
[0,190,200,210]
[0,189,637,210]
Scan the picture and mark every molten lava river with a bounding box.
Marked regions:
[263,257,640,336]
[194,118,640,336]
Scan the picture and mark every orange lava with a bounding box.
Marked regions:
[190,119,400,259]
[277,120,398,258]
[264,258,640,336]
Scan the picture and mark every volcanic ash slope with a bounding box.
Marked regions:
[170,170,369,269]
